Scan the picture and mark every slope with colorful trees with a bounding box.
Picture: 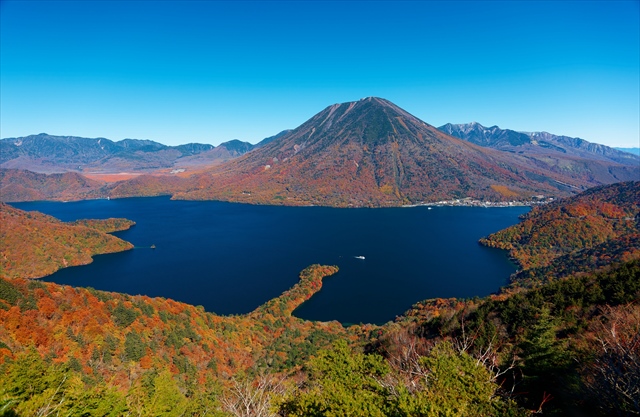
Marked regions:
[480,181,640,286]
[0,263,359,415]
[391,259,639,416]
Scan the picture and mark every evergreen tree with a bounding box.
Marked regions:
[519,306,569,379]
[124,331,145,362]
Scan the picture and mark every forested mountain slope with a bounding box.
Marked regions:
[480,181,640,286]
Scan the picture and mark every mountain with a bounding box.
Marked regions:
[528,131,639,165]
[2,100,638,205]
[0,133,259,174]
[171,139,258,170]
[173,98,638,207]
[439,122,639,166]
[438,122,532,148]
[174,142,218,156]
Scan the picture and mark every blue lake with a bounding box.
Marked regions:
[12,197,528,324]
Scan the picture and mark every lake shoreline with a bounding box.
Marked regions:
[13,197,528,324]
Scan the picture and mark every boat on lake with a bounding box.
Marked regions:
[354,256,365,260]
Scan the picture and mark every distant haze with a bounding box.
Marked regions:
[616,147,640,156]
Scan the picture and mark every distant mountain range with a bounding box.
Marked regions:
[438,122,639,166]
[0,132,288,174]
[1,98,638,205]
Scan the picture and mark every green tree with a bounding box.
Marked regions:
[518,306,569,379]
[279,339,391,417]
[124,331,145,362]
[112,304,138,328]
[393,342,526,416]
[0,349,68,416]
[59,374,128,417]
[127,370,188,416]
[279,340,526,417]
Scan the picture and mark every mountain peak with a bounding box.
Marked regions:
[287,97,426,149]
[334,97,401,110]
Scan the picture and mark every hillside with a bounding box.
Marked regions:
[0,204,135,279]
[393,259,640,416]
[0,168,197,202]
[479,181,640,286]
[0,264,367,415]
[385,182,640,415]
[0,169,108,202]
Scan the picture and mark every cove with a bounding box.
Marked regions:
[12,197,529,324]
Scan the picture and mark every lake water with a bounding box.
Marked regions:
[12,197,528,324]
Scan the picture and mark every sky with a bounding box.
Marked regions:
[1,1,639,148]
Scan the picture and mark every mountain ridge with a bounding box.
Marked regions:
[0,133,275,174]
[439,122,639,165]
[615,147,640,156]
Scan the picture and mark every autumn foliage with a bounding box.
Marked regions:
[480,181,640,285]
[0,204,135,279]
[1,182,639,416]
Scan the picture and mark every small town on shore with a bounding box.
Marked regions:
[404,195,555,208]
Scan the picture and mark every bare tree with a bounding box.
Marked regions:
[34,375,67,417]
[583,304,640,416]
[221,374,286,417]
[451,313,519,396]
[377,326,433,394]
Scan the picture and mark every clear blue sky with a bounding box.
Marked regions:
[1,1,639,147]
